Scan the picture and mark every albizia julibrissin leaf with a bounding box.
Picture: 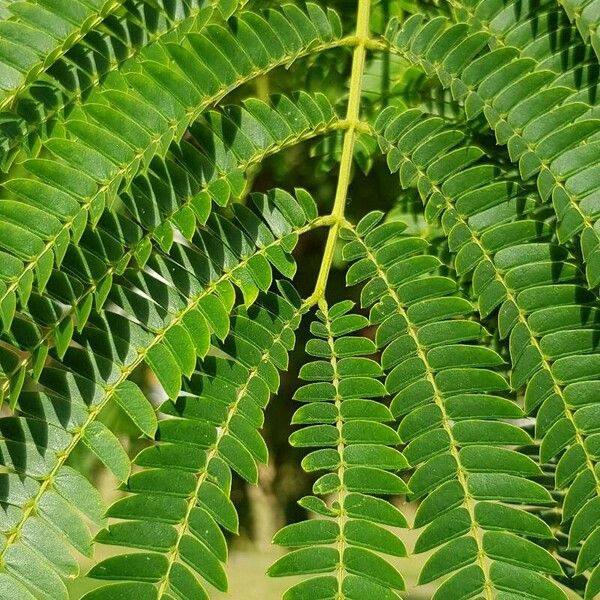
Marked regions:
[376,101,600,598]
[342,212,566,600]
[0,1,598,599]
[86,283,306,599]
[0,188,320,598]
[269,300,408,600]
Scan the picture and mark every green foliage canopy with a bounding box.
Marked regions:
[0,0,598,599]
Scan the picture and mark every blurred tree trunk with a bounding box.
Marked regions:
[248,461,284,551]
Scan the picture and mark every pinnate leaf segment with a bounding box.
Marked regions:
[0,0,598,599]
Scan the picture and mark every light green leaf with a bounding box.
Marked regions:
[268,547,339,577]
[82,421,131,482]
[113,381,157,438]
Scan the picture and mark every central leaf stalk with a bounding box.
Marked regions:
[309,0,372,309]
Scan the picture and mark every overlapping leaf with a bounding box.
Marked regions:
[0,92,340,406]
[269,300,408,600]
[86,284,304,599]
[0,188,319,598]
[2,1,600,599]
[386,0,600,287]
[376,104,600,597]
[0,2,344,335]
[342,212,565,599]
[558,0,600,59]
[0,0,245,169]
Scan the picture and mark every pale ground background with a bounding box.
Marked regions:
[67,461,581,599]
[69,524,581,599]
[69,532,435,599]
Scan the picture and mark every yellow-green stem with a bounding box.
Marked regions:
[309,0,371,308]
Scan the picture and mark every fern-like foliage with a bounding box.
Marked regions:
[88,282,305,599]
[0,0,599,599]
[559,0,600,59]
[387,0,600,286]
[269,300,408,598]
[345,212,565,598]
[0,0,242,168]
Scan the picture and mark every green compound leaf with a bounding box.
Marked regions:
[0,1,597,599]
[343,213,566,598]
[271,301,408,598]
